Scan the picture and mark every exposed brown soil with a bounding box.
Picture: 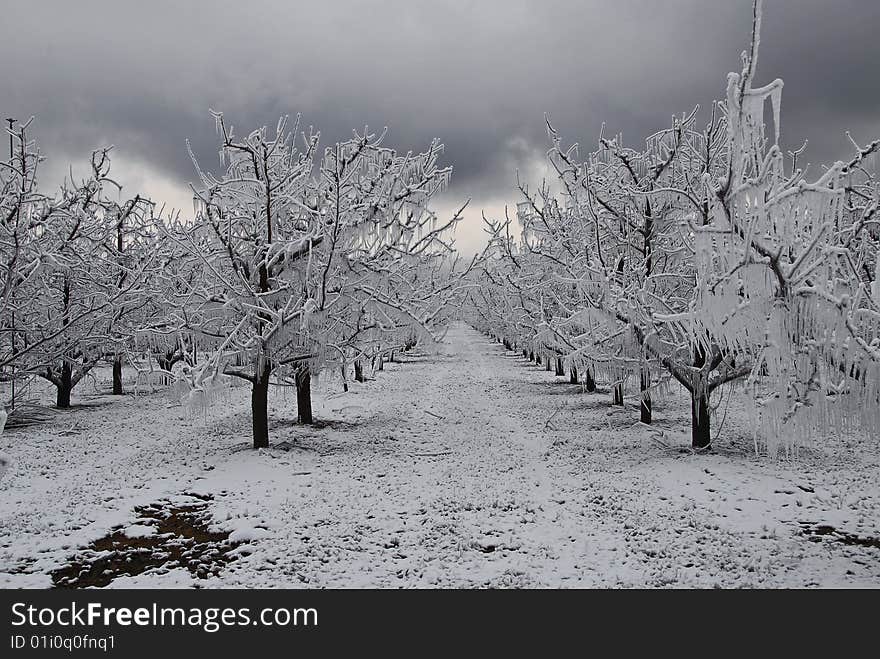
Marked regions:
[51,494,241,588]
[799,522,880,550]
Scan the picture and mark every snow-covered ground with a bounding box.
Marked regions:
[1,323,878,588]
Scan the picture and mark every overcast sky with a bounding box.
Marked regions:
[3,0,879,253]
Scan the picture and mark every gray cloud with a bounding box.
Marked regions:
[2,0,878,251]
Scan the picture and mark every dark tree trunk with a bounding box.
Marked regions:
[56,361,73,409]
[251,367,270,449]
[585,368,596,393]
[691,390,711,449]
[529,351,535,362]
[555,357,565,377]
[354,360,364,382]
[570,365,578,384]
[112,357,124,395]
[377,354,384,371]
[296,366,313,424]
[613,382,624,406]
[545,356,552,372]
[536,354,541,365]
[640,369,652,424]
[158,358,173,385]
[691,344,711,449]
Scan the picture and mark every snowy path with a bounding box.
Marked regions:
[1,322,878,587]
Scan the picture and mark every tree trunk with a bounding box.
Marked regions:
[690,344,711,449]
[354,360,364,383]
[613,382,624,406]
[536,354,541,365]
[377,354,384,371]
[570,365,578,384]
[691,389,711,449]
[640,369,652,424]
[529,351,535,362]
[555,357,565,377]
[585,368,596,393]
[158,358,173,385]
[296,365,313,424]
[251,367,270,449]
[56,361,73,409]
[545,356,552,372]
[112,357,124,395]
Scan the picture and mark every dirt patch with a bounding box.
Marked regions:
[51,495,241,588]
[799,523,880,549]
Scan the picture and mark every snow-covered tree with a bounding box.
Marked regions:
[475,105,745,447]
[104,193,162,395]
[174,113,470,448]
[694,0,880,454]
[0,118,44,407]
[167,113,320,446]
[27,156,157,407]
[473,0,879,451]
[1,122,159,408]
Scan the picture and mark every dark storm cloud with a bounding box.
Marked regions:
[2,0,878,241]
